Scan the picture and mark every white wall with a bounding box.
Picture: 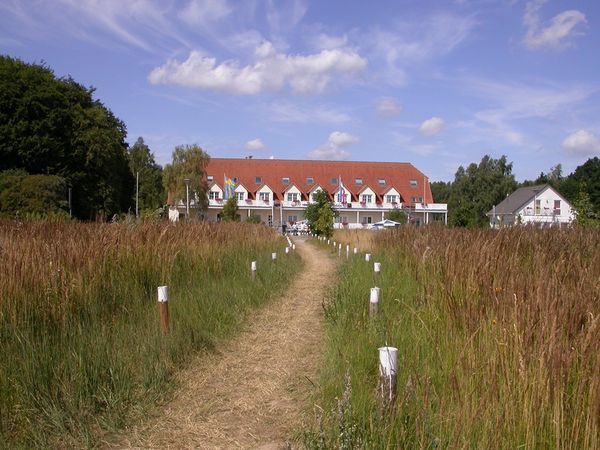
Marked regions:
[517,187,574,224]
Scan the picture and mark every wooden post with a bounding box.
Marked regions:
[365,253,371,262]
[338,243,342,257]
[370,287,380,316]
[285,246,290,254]
[327,239,330,245]
[272,252,277,261]
[374,262,381,275]
[346,244,350,259]
[251,261,257,281]
[157,286,169,334]
[378,346,398,411]
[292,244,296,251]
[354,247,358,255]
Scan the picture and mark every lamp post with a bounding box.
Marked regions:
[184,178,191,219]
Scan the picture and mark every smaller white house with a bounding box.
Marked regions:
[487,184,575,227]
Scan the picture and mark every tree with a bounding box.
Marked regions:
[448,155,517,227]
[305,190,336,237]
[163,144,210,215]
[221,197,240,222]
[385,207,407,224]
[560,157,600,217]
[0,56,134,219]
[571,190,598,226]
[430,181,452,204]
[127,137,165,212]
[0,170,68,217]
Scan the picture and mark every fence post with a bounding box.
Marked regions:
[378,346,398,411]
[370,287,380,316]
[251,261,257,281]
[285,246,290,254]
[272,252,277,261]
[157,286,169,334]
[365,253,371,262]
[346,244,350,259]
[292,244,296,251]
[374,262,381,276]
[338,243,342,257]
[354,247,358,255]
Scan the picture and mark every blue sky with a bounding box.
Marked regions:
[1,0,599,182]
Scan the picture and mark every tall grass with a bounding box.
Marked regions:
[0,220,300,448]
[304,226,599,448]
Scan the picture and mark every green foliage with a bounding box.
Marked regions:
[246,213,262,224]
[163,144,210,214]
[430,180,452,204]
[560,157,600,217]
[305,190,336,237]
[221,197,240,222]
[447,155,517,227]
[571,190,599,226]
[128,137,165,211]
[0,169,68,217]
[0,56,133,219]
[385,207,407,224]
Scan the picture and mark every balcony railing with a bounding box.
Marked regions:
[522,207,560,217]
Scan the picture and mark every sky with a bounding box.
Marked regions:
[1,0,599,182]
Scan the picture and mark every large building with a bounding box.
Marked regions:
[198,158,447,229]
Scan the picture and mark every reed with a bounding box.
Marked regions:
[304,226,599,448]
[0,220,300,448]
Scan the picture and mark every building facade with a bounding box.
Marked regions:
[487,184,575,227]
[199,158,447,228]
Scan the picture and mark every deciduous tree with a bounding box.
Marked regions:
[305,190,336,237]
[127,137,165,211]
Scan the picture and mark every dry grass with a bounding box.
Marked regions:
[0,219,299,448]
[332,229,377,251]
[306,225,600,448]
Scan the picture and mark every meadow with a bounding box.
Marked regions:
[304,226,599,449]
[0,220,300,448]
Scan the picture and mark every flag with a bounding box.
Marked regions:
[338,175,347,204]
[224,175,235,200]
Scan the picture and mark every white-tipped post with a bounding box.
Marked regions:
[370,287,380,316]
[365,253,371,262]
[272,252,277,261]
[338,243,342,257]
[285,247,290,254]
[157,286,169,333]
[346,244,350,259]
[374,262,381,275]
[327,239,330,245]
[251,261,257,280]
[378,346,398,408]
[354,247,358,255]
[292,244,296,251]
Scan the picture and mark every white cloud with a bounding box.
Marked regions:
[562,130,600,156]
[523,0,586,49]
[308,131,359,160]
[309,32,348,51]
[268,102,351,123]
[178,0,231,26]
[245,138,265,151]
[376,97,402,117]
[148,41,367,95]
[418,117,445,136]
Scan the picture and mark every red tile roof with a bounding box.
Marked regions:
[206,158,434,203]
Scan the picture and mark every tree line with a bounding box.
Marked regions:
[431,155,600,227]
[0,56,208,220]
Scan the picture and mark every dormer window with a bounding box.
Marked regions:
[207,175,214,182]
[282,177,290,185]
[378,179,385,187]
[386,194,397,204]
[410,179,418,187]
[306,177,314,185]
[287,192,299,202]
[361,194,372,203]
[259,192,270,201]
[355,178,363,185]
[330,178,338,185]
[255,176,262,184]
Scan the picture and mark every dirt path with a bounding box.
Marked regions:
[105,237,335,450]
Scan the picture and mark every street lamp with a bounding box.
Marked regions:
[183,178,191,219]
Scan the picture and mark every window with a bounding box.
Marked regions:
[306,177,314,185]
[207,175,214,182]
[355,178,363,185]
[361,216,372,224]
[535,199,541,215]
[410,179,418,187]
[235,192,245,201]
[378,179,386,187]
[209,191,220,200]
[282,177,290,185]
[288,215,298,224]
[259,192,270,201]
[337,190,347,203]
[267,215,273,226]
[255,176,262,185]
[311,192,320,202]
[386,194,397,204]
[330,178,338,185]
[361,194,372,204]
[287,192,299,202]
[232,177,238,183]
[554,199,561,215]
